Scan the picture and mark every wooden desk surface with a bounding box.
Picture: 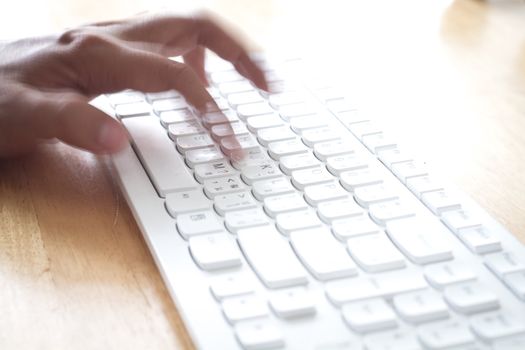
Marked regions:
[1,0,524,349]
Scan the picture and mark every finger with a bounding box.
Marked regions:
[183,46,208,86]
[30,91,128,154]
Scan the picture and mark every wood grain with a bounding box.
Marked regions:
[1,0,524,349]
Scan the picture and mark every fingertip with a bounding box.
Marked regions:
[97,121,128,153]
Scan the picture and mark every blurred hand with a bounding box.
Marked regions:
[0,13,267,157]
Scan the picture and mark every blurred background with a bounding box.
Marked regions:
[2,0,525,235]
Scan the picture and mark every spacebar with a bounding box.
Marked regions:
[122,116,197,197]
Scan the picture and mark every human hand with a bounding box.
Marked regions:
[0,13,267,157]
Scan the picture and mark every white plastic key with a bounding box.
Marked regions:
[369,200,416,225]
[471,312,525,342]
[241,162,282,185]
[301,127,340,147]
[185,146,224,168]
[269,288,316,319]
[108,90,143,106]
[279,103,319,121]
[392,290,449,324]
[210,70,243,84]
[339,167,383,190]
[189,233,242,270]
[391,160,428,183]
[406,175,444,198]
[160,108,194,126]
[210,274,254,300]
[264,193,308,217]
[224,208,269,233]
[165,189,211,216]
[303,182,348,206]
[176,210,224,239]
[221,134,260,154]
[444,282,500,314]
[377,148,412,168]
[354,183,399,207]
[347,120,382,139]
[152,98,187,113]
[441,209,482,234]
[268,91,306,108]
[176,133,214,154]
[168,121,205,140]
[347,233,406,273]
[237,226,308,288]
[234,319,285,350]
[232,149,271,170]
[122,116,197,197]
[457,226,502,254]
[317,198,363,223]
[228,91,264,106]
[201,110,239,128]
[218,80,254,95]
[237,102,275,119]
[194,161,237,183]
[251,177,295,200]
[364,331,421,350]
[423,263,477,289]
[327,98,356,113]
[342,298,397,333]
[421,190,461,215]
[418,320,476,349]
[362,133,397,153]
[203,176,247,198]
[257,126,296,146]
[279,153,321,175]
[314,140,355,161]
[268,139,309,160]
[222,295,268,323]
[290,228,358,280]
[246,114,284,131]
[214,191,258,215]
[146,90,179,101]
[485,252,525,279]
[331,214,380,240]
[275,210,322,235]
[386,218,454,265]
[211,122,249,140]
[291,167,333,190]
[289,116,327,134]
[115,101,151,117]
[504,271,525,300]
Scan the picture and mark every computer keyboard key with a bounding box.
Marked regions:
[123,116,197,197]
[289,116,327,134]
[363,331,422,350]
[234,319,285,350]
[457,226,502,254]
[314,140,355,161]
[168,121,205,140]
[218,80,254,95]
[237,102,275,119]
[237,226,308,288]
[393,290,449,324]
[146,90,180,101]
[493,336,525,350]
[421,190,461,215]
[347,121,382,139]
[303,182,348,206]
[107,90,144,106]
[232,149,272,170]
[176,134,214,154]
[222,295,269,323]
[331,214,380,240]
[291,167,333,190]
[326,98,356,113]
[268,91,306,108]
[159,108,195,126]
[335,110,369,126]
[340,168,383,190]
[228,91,264,107]
[279,103,318,121]
[347,233,406,273]
[485,252,525,279]
[211,122,249,140]
[369,200,415,225]
[377,148,413,169]
[423,263,477,289]
[275,210,322,235]
[418,320,475,349]
[504,271,525,300]
[165,189,211,217]
[406,175,444,198]
[224,208,269,233]
[470,312,525,341]
[201,110,239,128]
[353,184,399,207]
[115,101,151,117]
[251,177,295,200]
[301,127,340,147]
[441,209,482,234]
[189,233,243,270]
[386,218,453,265]
[194,161,237,183]
[185,146,224,168]
[210,275,255,300]
[221,135,260,154]
[214,191,258,216]
[444,282,500,314]
[291,228,358,280]
[210,70,244,84]
[257,126,296,146]
[362,133,397,153]
[246,114,284,131]
[268,139,309,160]
[325,271,427,305]
[342,298,397,333]
[241,162,282,184]
[204,176,247,199]
[391,161,428,183]
[279,153,320,175]
[176,210,224,239]
[152,98,187,113]
[264,193,308,217]
[317,198,363,223]
[269,288,316,319]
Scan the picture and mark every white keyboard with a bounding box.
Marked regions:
[100,55,525,350]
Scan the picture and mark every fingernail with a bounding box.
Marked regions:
[98,122,127,152]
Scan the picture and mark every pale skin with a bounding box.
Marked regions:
[0,13,268,158]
